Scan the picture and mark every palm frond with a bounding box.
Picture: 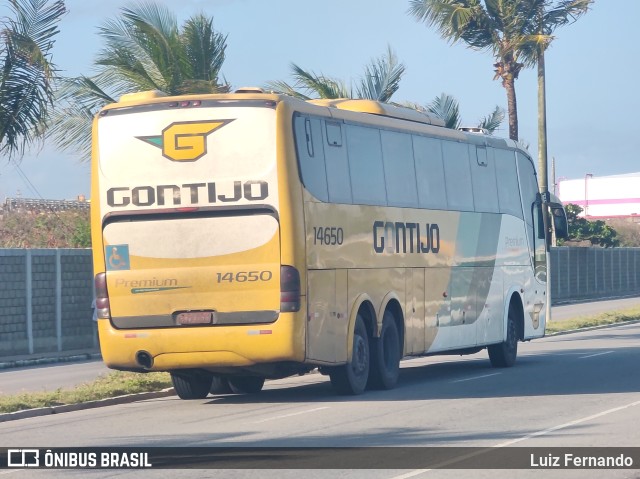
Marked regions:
[542,0,592,31]
[478,105,505,133]
[47,73,118,161]
[289,63,350,99]
[263,79,311,100]
[96,2,183,93]
[0,0,66,159]
[356,45,405,102]
[181,13,228,88]
[427,92,460,129]
[408,0,493,49]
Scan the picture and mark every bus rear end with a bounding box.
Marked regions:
[91,91,305,395]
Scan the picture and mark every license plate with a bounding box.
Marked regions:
[177,311,213,325]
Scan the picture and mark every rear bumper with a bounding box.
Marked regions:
[98,309,305,371]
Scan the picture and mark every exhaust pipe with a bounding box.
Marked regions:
[135,351,154,369]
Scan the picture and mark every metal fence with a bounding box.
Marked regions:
[550,247,640,303]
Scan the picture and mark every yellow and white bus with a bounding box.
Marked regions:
[91,89,567,399]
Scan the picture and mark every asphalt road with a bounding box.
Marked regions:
[0,360,110,396]
[1,322,639,479]
[2,297,640,396]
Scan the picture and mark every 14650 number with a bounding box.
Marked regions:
[313,227,344,246]
[216,271,273,283]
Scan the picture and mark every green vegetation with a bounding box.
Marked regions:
[546,307,640,334]
[559,203,620,248]
[1,310,638,415]
[49,2,230,161]
[0,0,66,159]
[408,0,592,142]
[0,209,90,247]
[0,371,171,414]
[266,46,405,102]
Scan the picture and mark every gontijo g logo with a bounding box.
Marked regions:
[136,120,234,162]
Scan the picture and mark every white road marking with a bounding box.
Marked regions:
[389,469,431,479]
[450,373,501,383]
[388,398,640,479]
[579,350,614,359]
[495,398,640,447]
[253,406,329,424]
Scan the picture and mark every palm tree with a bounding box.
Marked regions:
[408,0,591,145]
[49,2,229,161]
[408,0,532,141]
[0,0,66,160]
[266,46,405,102]
[517,0,592,194]
[405,93,505,133]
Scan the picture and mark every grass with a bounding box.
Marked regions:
[1,308,639,414]
[546,306,640,334]
[0,371,172,414]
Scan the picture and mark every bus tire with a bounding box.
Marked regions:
[171,370,212,400]
[210,376,233,394]
[329,315,370,395]
[228,376,265,394]
[488,306,518,368]
[368,311,401,390]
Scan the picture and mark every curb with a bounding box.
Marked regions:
[0,388,176,423]
[0,353,103,370]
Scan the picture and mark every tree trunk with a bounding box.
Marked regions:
[504,76,519,142]
[537,50,549,195]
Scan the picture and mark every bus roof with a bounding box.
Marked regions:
[308,98,445,127]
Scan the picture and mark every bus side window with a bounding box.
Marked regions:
[294,115,328,202]
[442,140,474,211]
[413,135,448,210]
[381,130,418,208]
[494,149,523,219]
[323,120,352,204]
[326,121,342,146]
[470,144,499,213]
[346,124,386,206]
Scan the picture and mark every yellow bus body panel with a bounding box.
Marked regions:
[98,309,305,370]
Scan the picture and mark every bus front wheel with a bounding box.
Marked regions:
[329,315,370,395]
[488,307,518,368]
[171,370,212,400]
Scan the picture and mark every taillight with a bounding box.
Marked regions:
[280,266,300,312]
[94,273,111,319]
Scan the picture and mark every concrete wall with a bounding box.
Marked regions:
[0,249,96,359]
[1,247,639,363]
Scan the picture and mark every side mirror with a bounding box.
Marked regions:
[549,203,568,239]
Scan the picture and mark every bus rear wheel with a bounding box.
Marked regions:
[329,315,370,395]
[488,307,518,368]
[210,376,233,394]
[368,311,401,390]
[228,376,265,394]
[171,370,212,400]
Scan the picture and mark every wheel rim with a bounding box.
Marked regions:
[507,319,517,354]
[352,334,368,376]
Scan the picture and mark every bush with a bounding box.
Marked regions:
[0,210,91,248]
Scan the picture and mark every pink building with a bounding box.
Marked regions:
[557,172,640,219]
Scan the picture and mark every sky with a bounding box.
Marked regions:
[1,0,638,200]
